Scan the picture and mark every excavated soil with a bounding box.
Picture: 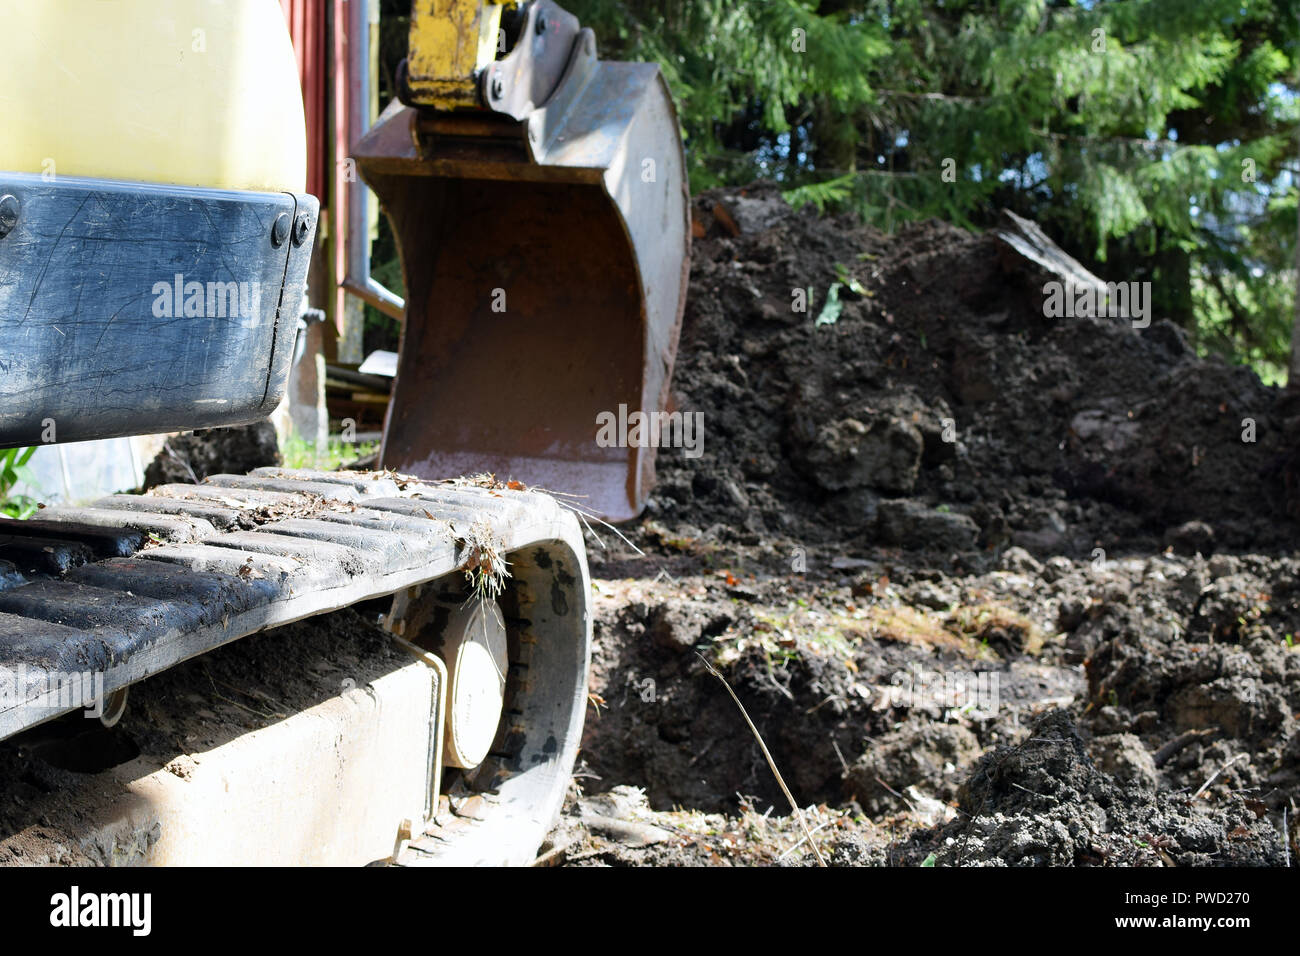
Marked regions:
[548,183,1299,866]
[641,183,1300,559]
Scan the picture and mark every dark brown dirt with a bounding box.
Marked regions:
[898,709,1284,866]
[643,182,1300,560]
[561,183,1299,866]
[142,422,281,489]
[566,551,1296,865]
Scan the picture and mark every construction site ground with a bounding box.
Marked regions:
[3,183,1297,867]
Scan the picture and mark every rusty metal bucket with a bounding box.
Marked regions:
[352,15,689,522]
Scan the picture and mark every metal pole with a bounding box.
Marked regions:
[342,0,405,320]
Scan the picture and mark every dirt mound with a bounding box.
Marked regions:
[142,422,280,489]
[649,182,1300,558]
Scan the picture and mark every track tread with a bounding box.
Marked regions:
[0,470,591,867]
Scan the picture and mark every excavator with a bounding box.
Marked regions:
[0,0,688,865]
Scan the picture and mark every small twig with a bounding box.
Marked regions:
[778,820,832,861]
[697,653,827,866]
[163,440,199,484]
[688,739,716,767]
[1194,753,1246,799]
[1154,727,1217,767]
[873,775,906,801]
[531,839,573,867]
[572,508,607,549]
[555,498,645,555]
[1010,781,1051,800]
[1283,806,1290,868]
[653,567,680,586]
[831,738,850,775]
[764,661,795,701]
[871,775,919,815]
[805,694,844,715]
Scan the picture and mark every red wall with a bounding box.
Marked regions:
[280,0,330,204]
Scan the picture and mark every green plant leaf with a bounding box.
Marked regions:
[833,263,869,297]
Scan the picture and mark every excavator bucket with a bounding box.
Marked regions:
[352,1,690,522]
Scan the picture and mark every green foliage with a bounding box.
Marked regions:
[280,435,379,472]
[566,0,1300,375]
[0,447,39,520]
[571,1,885,188]
[785,173,856,213]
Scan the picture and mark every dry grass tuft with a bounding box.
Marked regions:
[948,603,1045,656]
[455,519,511,603]
[844,606,998,659]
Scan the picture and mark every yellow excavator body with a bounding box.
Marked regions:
[0,0,306,192]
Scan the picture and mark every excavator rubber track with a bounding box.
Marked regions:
[0,469,592,866]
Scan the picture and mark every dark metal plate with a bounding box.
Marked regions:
[0,173,317,446]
